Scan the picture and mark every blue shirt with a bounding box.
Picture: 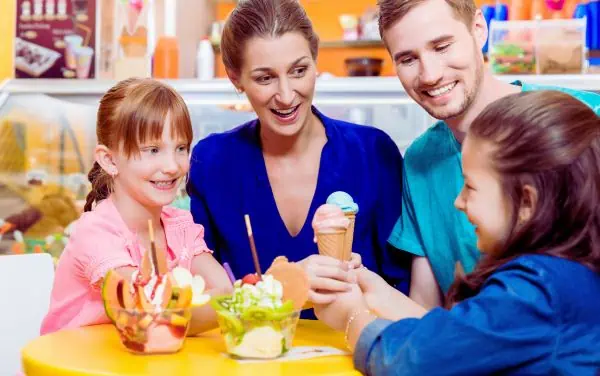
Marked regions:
[187,107,411,317]
[355,255,600,375]
[388,82,600,293]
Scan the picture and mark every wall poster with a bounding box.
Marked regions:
[15,0,97,79]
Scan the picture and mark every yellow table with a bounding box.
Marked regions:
[22,320,360,376]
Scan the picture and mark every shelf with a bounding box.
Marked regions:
[319,39,384,48]
[3,75,600,95]
[1,75,598,111]
[212,39,384,53]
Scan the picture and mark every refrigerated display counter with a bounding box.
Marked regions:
[0,74,598,257]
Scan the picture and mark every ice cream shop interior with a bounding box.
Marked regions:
[0,0,599,374]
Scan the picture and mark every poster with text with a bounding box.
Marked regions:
[15,0,97,79]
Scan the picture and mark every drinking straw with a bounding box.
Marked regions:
[147,219,160,277]
[223,262,236,284]
[243,214,262,278]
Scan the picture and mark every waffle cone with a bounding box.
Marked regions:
[343,213,356,261]
[122,43,146,57]
[316,230,346,260]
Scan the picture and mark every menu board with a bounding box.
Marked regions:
[14,0,97,79]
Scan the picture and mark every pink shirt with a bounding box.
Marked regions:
[40,198,211,335]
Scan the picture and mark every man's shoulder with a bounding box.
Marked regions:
[520,81,600,114]
[403,121,459,173]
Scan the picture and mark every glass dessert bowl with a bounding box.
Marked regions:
[211,270,306,359]
[101,263,210,355]
[214,297,300,359]
[114,307,191,354]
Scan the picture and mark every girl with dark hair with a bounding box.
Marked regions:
[315,90,600,375]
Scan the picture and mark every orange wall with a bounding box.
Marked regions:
[216,0,396,77]
[218,0,498,41]
[215,0,494,78]
[218,1,371,40]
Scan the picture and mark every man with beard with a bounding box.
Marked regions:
[380,0,600,309]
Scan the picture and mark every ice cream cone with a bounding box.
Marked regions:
[316,230,347,260]
[119,26,147,57]
[125,2,142,36]
[343,213,355,261]
[324,191,359,261]
[121,42,146,57]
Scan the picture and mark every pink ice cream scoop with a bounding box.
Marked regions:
[312,204,350,234]
[130,0,144,12]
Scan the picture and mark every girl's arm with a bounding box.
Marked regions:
[353,260,558,375]
[187,252,233,335]
[409,256,444,309]
[358,266,427,321]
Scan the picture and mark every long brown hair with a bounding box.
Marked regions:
[220,0,319,76]
[446,90,600,306]
[84,78,192,212]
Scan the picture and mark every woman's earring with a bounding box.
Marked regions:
[110,168,118,178]
[517,212,528,225]
[236,87,244,94]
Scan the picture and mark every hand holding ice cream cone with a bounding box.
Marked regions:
[297,254,356,305]
[296,192,361,306]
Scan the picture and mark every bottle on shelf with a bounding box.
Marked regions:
[196,37,214,80]
[510,0,531,19]
[152,0,179,79]
[153,36,179,79]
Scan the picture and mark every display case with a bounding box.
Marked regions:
[0,75,598,258]
[488,19,587,75]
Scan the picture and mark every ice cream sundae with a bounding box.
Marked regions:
[211,257,309,359]
[101,236,209,354]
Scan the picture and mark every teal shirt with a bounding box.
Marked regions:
[388,81,600,293]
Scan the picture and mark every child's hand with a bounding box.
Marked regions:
[356,267,427,321]
[298,254,356,304]
[356,267,397,318]
[313,283,367,332]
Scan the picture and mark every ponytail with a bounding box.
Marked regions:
[84,162,112,212]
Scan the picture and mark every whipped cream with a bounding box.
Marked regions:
[230,274,283,313]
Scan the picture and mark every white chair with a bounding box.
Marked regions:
[0,253,54,376]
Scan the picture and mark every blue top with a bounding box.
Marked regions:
[187,107,411,317]
[355,255,600,375]
[388,82,600,293]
